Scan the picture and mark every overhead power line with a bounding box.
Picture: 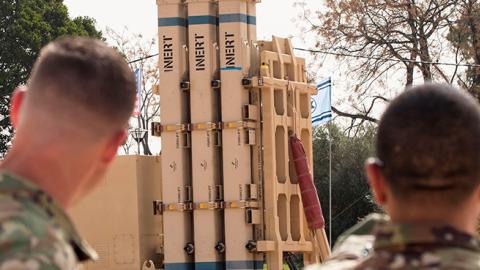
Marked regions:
[128,53,159,64]
[127,48,480,68]
[293,47,480,68]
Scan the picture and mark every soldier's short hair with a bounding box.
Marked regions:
[26,37,135,135]
[377,84,480,204]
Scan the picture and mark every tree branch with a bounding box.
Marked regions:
[331,106,378,123]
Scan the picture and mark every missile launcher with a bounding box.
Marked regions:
[70,1,330,269]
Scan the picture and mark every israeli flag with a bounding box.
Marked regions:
[312,77,332,126]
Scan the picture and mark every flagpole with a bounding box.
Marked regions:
[328,122,332,248]
[328,78,332,248]
[312,76,333,248]
[134,68,143,155]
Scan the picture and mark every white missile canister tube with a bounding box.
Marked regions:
[186,0,224,269]
[218,0,262,269]
[157,1,194,269]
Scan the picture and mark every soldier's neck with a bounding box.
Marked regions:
[0,137,86,209]
[387,200,479,235]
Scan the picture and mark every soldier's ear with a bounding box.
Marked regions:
[474,184,480,205]
[365,158,388,205]
[10,86,27,129]
[100,129,127,164]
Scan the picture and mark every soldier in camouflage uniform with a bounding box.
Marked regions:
[307,84,480,270]
[0,37,135,269]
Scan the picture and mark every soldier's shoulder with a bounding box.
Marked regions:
[434,247,480,269]
[305,259,360,270]
[0,194,78,269]
[329,214,384,259]
[0,192,50,237]
[304,214,385,270]
[304,234,374,270]
[334,213,386,246]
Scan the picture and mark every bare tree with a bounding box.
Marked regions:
[448,0,480,101]
[296,0,460,127]
[107,28,160,155]
[313,0,458,85]
[121,135,136,155]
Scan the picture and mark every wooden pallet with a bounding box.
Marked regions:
[252,36,331,269]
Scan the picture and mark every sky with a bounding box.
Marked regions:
[63,0,333,101]
[64,1,322,46]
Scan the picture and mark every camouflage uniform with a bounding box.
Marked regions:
[307,214,480,270]
[0,172,97,269]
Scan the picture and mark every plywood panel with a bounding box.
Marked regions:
[70,156,163,270]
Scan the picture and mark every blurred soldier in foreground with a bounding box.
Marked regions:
[0,37,135,268]
[308,84,480,269]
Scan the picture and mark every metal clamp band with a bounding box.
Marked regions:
[163,202,193,212]
[220,121,256,130]
[224,200,259,209]
[194,201,224,210]
[151,122,191,137]
[191,122,218,131]
[163,123,191,132]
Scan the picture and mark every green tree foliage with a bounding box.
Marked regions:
[313,123,380,244]
[0,0,102,154]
